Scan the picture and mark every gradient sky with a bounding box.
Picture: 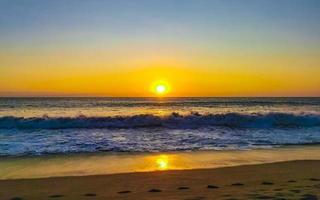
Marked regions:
[0,0,319,97]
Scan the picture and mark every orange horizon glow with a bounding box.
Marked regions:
[1,65,320,97]
[1,1,320,97]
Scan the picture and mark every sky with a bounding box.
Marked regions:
[0,0,319,97]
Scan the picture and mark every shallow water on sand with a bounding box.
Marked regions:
[1,146,320,179]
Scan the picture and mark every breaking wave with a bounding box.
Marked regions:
[0,112,320,129]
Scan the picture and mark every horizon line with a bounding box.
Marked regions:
[0,96,319,98]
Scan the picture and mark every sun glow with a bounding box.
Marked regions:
[156,85,166,94]
[156,155,169,170]
[152,81,170,96]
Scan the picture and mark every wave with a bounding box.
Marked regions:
[1,97,319,109]
[1,112,320,129]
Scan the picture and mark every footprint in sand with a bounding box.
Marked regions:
[118,190,131,194]
[261,181,274,185]
[290,189,301,193]
[84,193,97,197]
[148,189,162,192]
[207,185,219,189]
[231,183,244,186]
[178,186,190,190]
[49,195,64,198]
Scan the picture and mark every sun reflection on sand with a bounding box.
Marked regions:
[1,148,320,179]
[156,155,169,170]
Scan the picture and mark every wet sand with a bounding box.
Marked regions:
[0,160,319,200]
[1,146,320,180]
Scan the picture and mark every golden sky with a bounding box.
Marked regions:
[1,0,319,97]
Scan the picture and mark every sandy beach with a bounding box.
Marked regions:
[0,160,319,200]
[1,0,320,198]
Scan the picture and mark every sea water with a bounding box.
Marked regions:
[0,97,319,156]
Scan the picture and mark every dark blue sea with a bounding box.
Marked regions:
[0,97,319,156]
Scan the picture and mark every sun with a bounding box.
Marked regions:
[156,84,166,94]
[152,81,170,96]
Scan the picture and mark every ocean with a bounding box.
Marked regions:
[0,97,320,157]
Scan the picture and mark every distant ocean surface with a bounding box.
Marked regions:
[0,97,320,156]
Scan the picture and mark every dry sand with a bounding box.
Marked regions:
[0,160,319,200]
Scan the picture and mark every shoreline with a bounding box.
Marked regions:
[2,144,320,159]
[1,145,320,180]
[2,159,320,181]
[0,160,319,199]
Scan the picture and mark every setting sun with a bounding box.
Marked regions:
[156,85,166,94]
[152,81,170,96]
